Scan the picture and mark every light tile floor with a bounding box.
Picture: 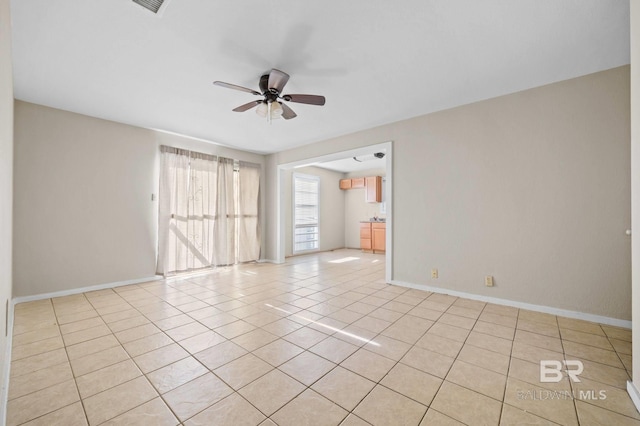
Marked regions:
[5,249,637,425]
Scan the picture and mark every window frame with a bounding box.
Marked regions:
[292,173,321,254]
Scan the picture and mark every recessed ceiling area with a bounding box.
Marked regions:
[313,154,386,173]
[10,0,629,154]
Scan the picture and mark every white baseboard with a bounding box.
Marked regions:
[0,300,14,426]
[389,279,632,329]
[12,276,160,305]
[628,381,640,415]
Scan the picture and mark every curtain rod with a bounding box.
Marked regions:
[160,145,260,168]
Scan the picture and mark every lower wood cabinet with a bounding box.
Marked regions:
[360,223,372,250]
[372,223,386,252]
[360,222,385,253]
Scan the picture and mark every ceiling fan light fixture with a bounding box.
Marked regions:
[255,102,268,118]
[270,102,283,119]
[256,101,283,121]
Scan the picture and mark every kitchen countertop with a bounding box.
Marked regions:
[360,220,386,223]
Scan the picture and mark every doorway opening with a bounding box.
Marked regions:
[276,141,393,284]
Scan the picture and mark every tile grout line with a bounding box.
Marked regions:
[429,295,489,424]
[259,274,408,424]
[74,287,175,424]
[89,286,189,424]
[51,296,92,426]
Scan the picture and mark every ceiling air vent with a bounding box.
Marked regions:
[132,0,165,14]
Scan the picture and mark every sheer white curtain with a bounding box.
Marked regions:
[157,146,190,275]
[157,147,217,275]
[187,151,218,269]
[213,158,236,266]
[238,161,261,262]
[157,147,261,275]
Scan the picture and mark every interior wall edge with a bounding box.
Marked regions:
[629,0,640,389]
[0,0,14,421]
[0,299,13,426]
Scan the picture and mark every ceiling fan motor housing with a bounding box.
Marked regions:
[259,74,275,96]
[259,73,286,104]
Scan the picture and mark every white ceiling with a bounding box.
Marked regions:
[10,0,629,154]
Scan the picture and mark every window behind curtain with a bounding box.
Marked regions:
[293,174,320,253]
[238,161,261,262]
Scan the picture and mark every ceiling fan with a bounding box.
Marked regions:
[213,69,325,121]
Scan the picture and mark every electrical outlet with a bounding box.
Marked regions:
[485,275,494,287]
[431,269,438,279]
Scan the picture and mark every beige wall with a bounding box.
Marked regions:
[284,166,345,257]
[0,0,13,409]
[344,169,386,248]
[13,101,266,297]
[267,66,631,320]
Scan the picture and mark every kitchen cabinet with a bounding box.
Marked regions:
[339,176,381,203]
[360,222,385,253]
[351,177,365,188]
[339,177,364,189]
[360,223,372,250]
[372,223,386,252]
[365,176,382,203]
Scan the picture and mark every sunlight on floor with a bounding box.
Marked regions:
[329,257,360,264]
[265,303,381,347]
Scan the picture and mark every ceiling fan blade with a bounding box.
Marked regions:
[282,94,326,106]
[213,81,260,96]
[268,69,290,93]
[232,100,261,112]
[280,103,297,120]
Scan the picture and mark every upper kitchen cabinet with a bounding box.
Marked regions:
[351,177,365,188]
[339,179,352,189]
[340,177,365,189]
[365,176,382,203]
[340,175,382,203]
